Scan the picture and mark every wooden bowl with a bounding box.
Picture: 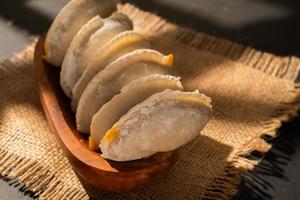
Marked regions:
[33,35,177,192]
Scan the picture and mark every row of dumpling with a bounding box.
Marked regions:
[44,0,212,161]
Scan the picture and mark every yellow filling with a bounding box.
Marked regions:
[195,96,211,108]
[167,54,174,65]
[88,136,98,151]
[102,126,119,144]
[180,94,212,109]
[42,53,51,63]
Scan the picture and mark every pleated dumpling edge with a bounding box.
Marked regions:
[100,90,212,161]
[44,0,120,66]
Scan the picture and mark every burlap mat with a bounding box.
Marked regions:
[0,3,300,200]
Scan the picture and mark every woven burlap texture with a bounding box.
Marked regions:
[0,3,300,200]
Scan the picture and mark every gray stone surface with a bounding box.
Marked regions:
[0,179,32,200]
[0,17,31,60]
[0,0,68,199]
[0,0,67,60]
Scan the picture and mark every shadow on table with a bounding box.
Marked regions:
[233,116,300,200]
[0,0,299,56]
[124,0,300,56]
[0,0,52,35]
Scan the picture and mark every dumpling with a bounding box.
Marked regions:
[100,90,212,161]
[76,49,174,134]
[60,13,132,98]
[60,16,103,98]
[44,0,120,66]
[89,74,183,150]
[71,31,150,110]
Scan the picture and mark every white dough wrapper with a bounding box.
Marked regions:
[76,49,174,134]
[89,74,183,149]
[60,13,132,98]
[100,90,212,161]
[71,31,150,110]
[44,0,120,66]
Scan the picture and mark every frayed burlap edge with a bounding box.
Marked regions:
[0,3,299,200]
[118,3,300,82]
[0,43,89,200]
[118,4,300,198]
[0,150,87,200]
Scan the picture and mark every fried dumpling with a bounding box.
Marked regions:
[100,90,212,161]
[61,13,132,98]
[44,0,120,66]
[76,49,174,134]
[71,31,150,110]
[89,75,183,150]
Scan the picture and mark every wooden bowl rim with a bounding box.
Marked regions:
[33,34,176,178]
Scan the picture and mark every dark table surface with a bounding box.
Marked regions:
[0,0,299,199]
